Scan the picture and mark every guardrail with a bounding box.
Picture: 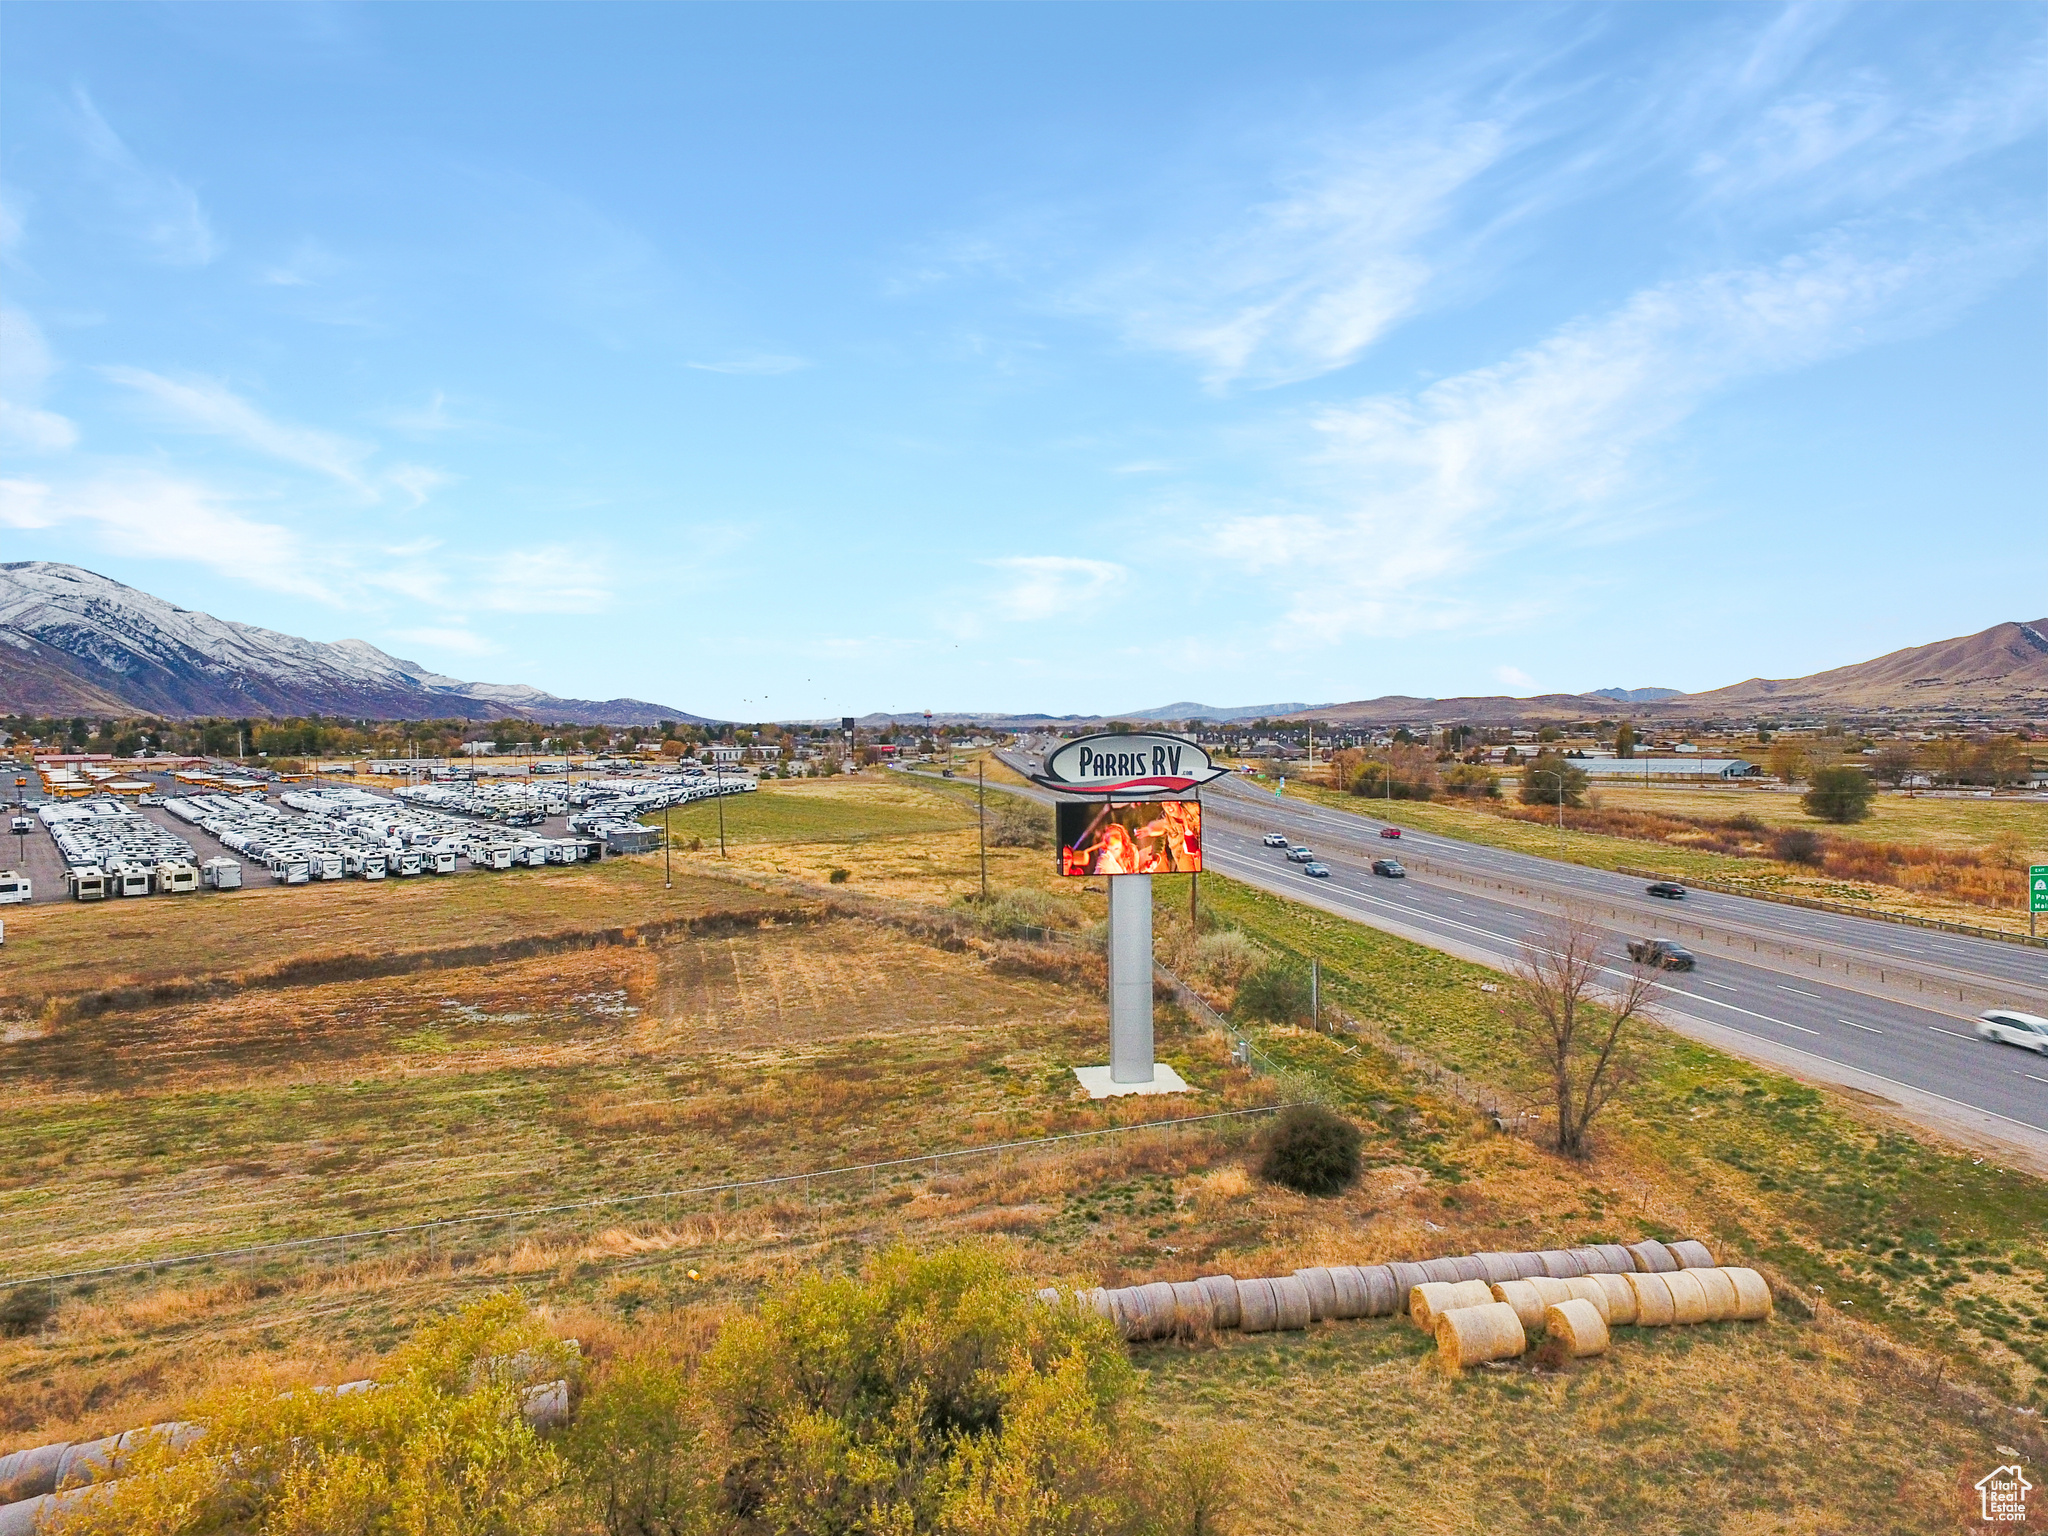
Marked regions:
[1611,866,2047,950]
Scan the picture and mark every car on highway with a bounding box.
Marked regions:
[1303,861,1331,878]
[1287,846,1315,862]
[1627,938,1696,971]
[1379,826,1401,839]
[1370,858,1406,878]
[1976,1009,2048,1055]
[1263,832,1290,847]
[1646,881,1687,900]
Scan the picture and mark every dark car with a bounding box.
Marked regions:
[1371,858,1406,878]
[1379,826,1402,839]
[1647,881,1687,900]
[1628,938,1695,971]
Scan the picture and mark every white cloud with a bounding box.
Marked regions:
[468,546,612,614]
[385,463,455,508]
[980,556,1127,622]
[685,352,812,376]
[70,88,220,266]
[0,309,79,452]
[388,625,500,658]
[1496,665,1536,691]
[102,366,373,490]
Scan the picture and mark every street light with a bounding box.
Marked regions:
[1528,767,1570,859]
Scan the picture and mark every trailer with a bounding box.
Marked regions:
[268,855,311,885]
[153,862,199,894]
[67,868,107,901]
[200,857,242,890]
[108,864,153,898]
[0,871,29,904]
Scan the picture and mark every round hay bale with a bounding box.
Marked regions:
[1535,1298,1610,1366]
[1136,1281,1181,1339]
[1387,1262,1431,1311]
[1419,1256,1466,1285]
[1567,1246,1610,1275]
[1327,1266,1369,1320]
[1356,1265,1399,1317]
[1590,1244,1636,1275]
[1490,1280,1547,1332]
[1590,1272,1638,1325]
[1663,1268,1711,1325]
[1171,1281,1216,1336]
[1561,1276,1613,1322]
[1293,1267,1338,1322]
[1196,1274,1241,1329]
[1434,1301,1527,1372]
[1526,1275,1574,1311]
[1625,1272,1676,1327]
[1081,1287,1115,1322]
[1538,1250,1585,1278]
[1035,1286,1061,1306]
[1627,1240,1678,1273]
[0,1441,70,1505]
[1411,1279,1494,1333]
[1475,1252,1522,1285]
[1508,1251,1550,1280]
[1669,1239,1717,1269]
[1237,1277,1281,1334]
[1449,1255,1490,1283]
[1271,1275,1314,1331]
[1722,1267,1773,1322]
[1691,1268,1738,1322]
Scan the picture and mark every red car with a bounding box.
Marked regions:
[1378,826,1401,839]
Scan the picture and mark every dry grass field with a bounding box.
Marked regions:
[4,771,2041,1532]
[1593,780,2048,855]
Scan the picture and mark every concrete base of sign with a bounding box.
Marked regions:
[1072,1063,1192,1099]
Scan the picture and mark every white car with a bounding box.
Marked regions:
[1263,832,1289,847]
[1976,1009,2048,1055]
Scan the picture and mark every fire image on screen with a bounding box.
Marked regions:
[1056,800,1202,876]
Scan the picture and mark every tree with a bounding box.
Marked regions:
[1765,739,1810,784]
[1614,721,1636,759]
[1870,740,1920,788]
[1803,765,1875,823]
[1518,751,1587,807]
[1502,910,1660,1158]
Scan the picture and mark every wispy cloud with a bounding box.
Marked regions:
[1496,664,1536,691]
[102,366,373,489]
[70,88,220,266]
[0,309,79,452]
[980,556,1127,622]
[685,352,812,376]
[388,625,500,659]
[468,546,613,614]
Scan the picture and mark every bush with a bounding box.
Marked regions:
[1518,751,1588,807]
[1803,766,1875,823]
[1232,961,1311,1026]
[1192,929,1262,988]
[1259,1104,1363,1197]
[1774,828,1825,865]
[0,1287,51,1337]
[988,802,1053,847]
[1442,763,1500,797]
[827,867,850,884]
[954,885,1070,938]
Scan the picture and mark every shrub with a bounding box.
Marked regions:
[1259,1104,1363,1196]
[1192,929,1262,988]
[1232,961,1312,1026]
[0,1287,51,1337]
[1803,766,1875,823]
[827,867,850,884]
[1442,763,1500,797]
[954,885,1070,938]
[1518,751,1588,807]
[987,803,1053,848]
[1774,828,1825,865]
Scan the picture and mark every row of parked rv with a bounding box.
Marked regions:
[34,800,240,900]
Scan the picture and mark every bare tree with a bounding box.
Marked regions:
[1501,908,1660,1158]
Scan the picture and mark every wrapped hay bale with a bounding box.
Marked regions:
[1538,1250,1586,1278]
[1561,1276,1613,1322]
[1410,1279,1494,1333]
[0,1442,70,1505]
[1567,1246,1611,1275]
[1293,1267,1338,1322]
[1625,1272,1676,1327]
[1418,1256,1466,1285]
[1237,1277,1281,1333]
[1035,1286,1061,1305]
[1663,1268,1711,1325]
[1627,1240,1678,1273]
[1590,1272,1638,1325]
[1449,1255,1490,1283]
[1387,1262,1431,1311]
[1669,1239,1717,1270]
[1270,1275,1314,1331]
[1534,1298,1610,1366]
[1722,1267,1773,1322]
[1490,1280,1548,1332]
[1137,1281,1182,1339]
[1475,1252,1522,1285]
[1327,1266,1369,1320]
[1356,1265,1400,1317]
[1508,1251,1550,1280]
[1692,1268,1738,1322]
[1589,1244,1636,1274]
[1196,1275,1241,1329]
[1081,1287,1115,1323]
[1434,1301,1527,1372]
[1171,1281,1216,1335]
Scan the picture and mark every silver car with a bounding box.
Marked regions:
[1976,1009,2048,1055]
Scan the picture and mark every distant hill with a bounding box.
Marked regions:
[0,562,706,726]
[1118,701,1320,723]
[1672,619,2048,716]
[1590,686,1681,703]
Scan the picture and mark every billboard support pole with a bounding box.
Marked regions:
[1108,873,1154,1084]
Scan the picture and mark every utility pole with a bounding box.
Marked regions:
[716,762,727,858]
[664,802,671,889]
[1311,957,1320,1032]
[977,760,987,901]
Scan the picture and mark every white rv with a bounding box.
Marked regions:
[0,871,30,904]
[200,858,243,890]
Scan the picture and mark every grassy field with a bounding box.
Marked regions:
[1593,781,2048,855]
[3,770,2041,1529]
[1262,774,2046,933]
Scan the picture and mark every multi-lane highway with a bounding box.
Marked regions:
[984,748,2048,1166]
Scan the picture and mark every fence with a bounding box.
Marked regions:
[1612,865,2047,950]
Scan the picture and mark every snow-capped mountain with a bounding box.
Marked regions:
[0,563,703,725]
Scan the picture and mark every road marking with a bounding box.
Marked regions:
[1778,985,1823,999]
[1928,1026,1974,1041]
[2027,1075,2048,1086]
[1838,1019,1885,1034]
[1655,985,1820,1034]
[1695,979,1739,990]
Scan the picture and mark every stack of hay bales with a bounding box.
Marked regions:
[1047,1235,1754,1347]
[1433,1260,1774,1372]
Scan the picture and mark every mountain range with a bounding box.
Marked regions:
[0,563,702,726]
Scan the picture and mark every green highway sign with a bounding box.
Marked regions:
[2033,865,2048,915]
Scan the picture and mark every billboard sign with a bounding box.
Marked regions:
[1057,800,1202,876]
[1033,732,1227,796]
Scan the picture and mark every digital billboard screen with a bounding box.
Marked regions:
[1056,800,1202,876]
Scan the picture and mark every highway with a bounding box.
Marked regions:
[983,749,2048,1167]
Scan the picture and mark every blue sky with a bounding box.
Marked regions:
[3,3,2042,719]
